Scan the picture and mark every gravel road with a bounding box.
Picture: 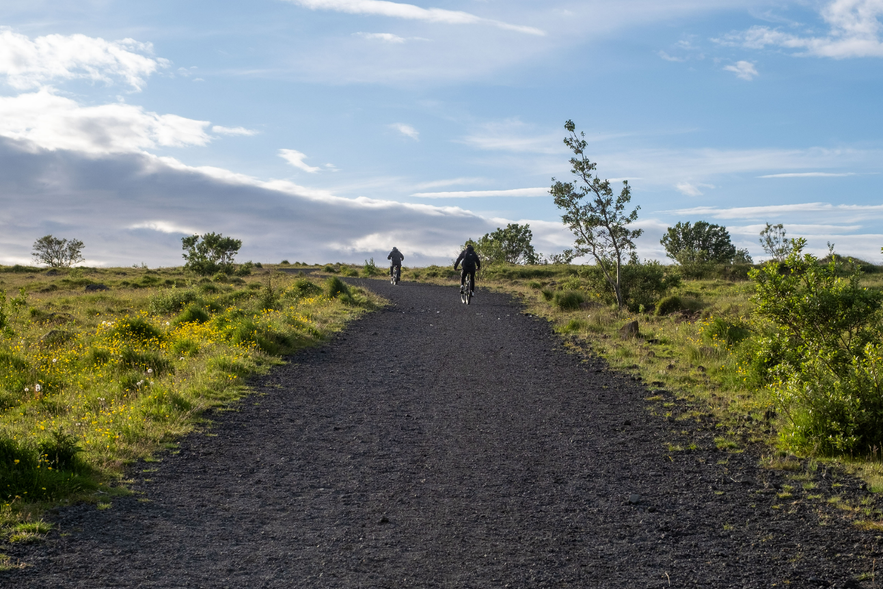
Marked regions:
[2,278,881,588]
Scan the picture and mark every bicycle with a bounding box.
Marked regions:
[390,265,401,285]
[460,273,472,305]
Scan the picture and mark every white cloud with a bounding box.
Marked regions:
[390,123,419,140]
[411,187,549,198]
[673,202,883,221]
[278,148,322,173]
[658,51,686,62]
[285,0,546,36]
[719,0,883,58]
[0,89,211,154]
[0,28,166,91]
[355,32,408,43]
[460,120,562,154]
[212,125,259,136]
[723,60,758,80]
[597,146,883,187]
[675,182,715,196]
[414,177,486,190]
[129,220,201,235]
[760,172,857,178]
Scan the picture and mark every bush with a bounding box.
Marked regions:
[173,304,210,325]
[775,343,883,454]
[654,295,683,316]
[149,288,200,314]
[325,276,350,299]
[323,264,338,274]
[702,317,750,347]
[749,242,883,455]
[0,434,94,501]
[581,261,678,313]
[289,278,322,298]
[362,258,382,277]
[553,290,587,311]
[109,317,164,343]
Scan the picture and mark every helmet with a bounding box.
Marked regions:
[466,244,474,251]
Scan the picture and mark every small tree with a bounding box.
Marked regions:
[661,221,737,265]
[473,223,539,265]
[181,232,242,276]
[759,222,794,261]
[32,235,85,267]
[545,249,576,265]
[550,120,643,309]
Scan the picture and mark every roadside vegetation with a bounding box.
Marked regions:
[0,262,377,547]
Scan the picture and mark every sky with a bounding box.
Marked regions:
[0,0,881,268]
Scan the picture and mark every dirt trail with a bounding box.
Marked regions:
[3,279,880,588]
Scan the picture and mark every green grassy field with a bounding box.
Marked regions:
[0,263,378,544]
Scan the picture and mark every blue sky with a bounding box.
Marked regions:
[1,0,881,267]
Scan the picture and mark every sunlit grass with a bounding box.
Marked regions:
[0,263,379,537]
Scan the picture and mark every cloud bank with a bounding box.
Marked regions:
[0,28,166,91]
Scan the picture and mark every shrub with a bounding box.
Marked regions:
[173,304,210,325]
[581,260,678,312]
[553,290,587,311]
[323,264,338,274]
[772,343,883,454]
[362,258,382,277]
[289,278,322,298]
[325,276,350,299]
[109,317,164,343]
[148,287,199,314]
[702,317,750,347]
[749,241,883,454]
[655,295,683,316]
[38,430,84,472]
[0,435,95,501]
[171,338,199,357]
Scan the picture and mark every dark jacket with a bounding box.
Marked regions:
[387,249,404,265]
[454,249,481,271]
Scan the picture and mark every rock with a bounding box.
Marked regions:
[45,269,61,276]
[85,284,109,292]
[628,493,642,505]
[619,320,639,339]
[39,329,74,347]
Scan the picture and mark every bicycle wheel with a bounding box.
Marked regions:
[460,276,467,304]
[464,275,472,305]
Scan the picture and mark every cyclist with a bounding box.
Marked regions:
[387,247,404,281]
[453,243,481,296]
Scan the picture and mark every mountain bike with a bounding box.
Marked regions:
[390,265,401,285]
[460,273,472,305]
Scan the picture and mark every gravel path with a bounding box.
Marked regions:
[3,279,881,588]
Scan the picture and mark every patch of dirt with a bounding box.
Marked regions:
[2,279,881,588]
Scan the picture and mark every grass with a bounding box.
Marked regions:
[0,263,379,541]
